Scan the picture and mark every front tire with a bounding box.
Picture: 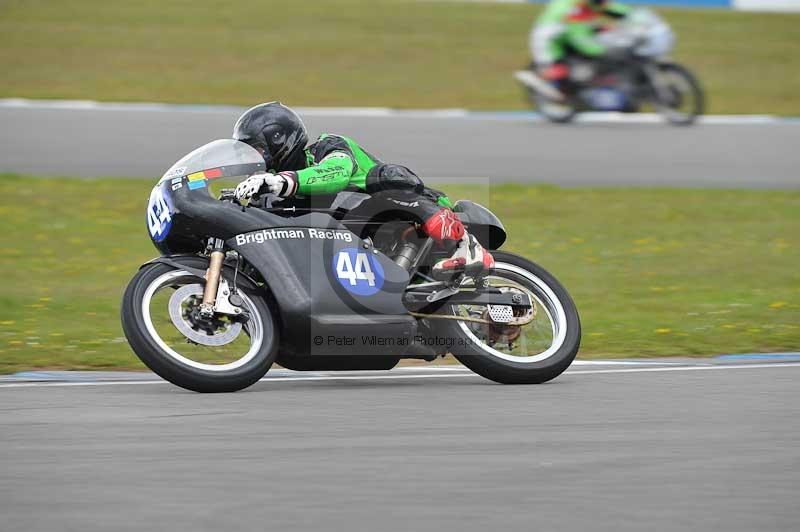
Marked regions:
[652,62,704,126]
[532,90,577,124]
[436,252,581,384]
[121,263,279,392]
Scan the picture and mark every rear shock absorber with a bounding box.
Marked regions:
[393,241,419,271]
[392,226,434,277]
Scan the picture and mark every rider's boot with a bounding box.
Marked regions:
[423,209,495,282]
[514,63,566,102]
[541,62,573,96]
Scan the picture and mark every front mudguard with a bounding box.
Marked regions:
[142,254,264,293]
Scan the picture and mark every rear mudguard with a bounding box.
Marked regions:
[454,200,506,250]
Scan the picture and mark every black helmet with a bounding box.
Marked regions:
[232,102,309,171]
[588,0,608,7]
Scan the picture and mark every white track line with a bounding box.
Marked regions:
[1,363,799,389]
[0,98,794,125]
[571,359,688,366]
[566,362,800,375]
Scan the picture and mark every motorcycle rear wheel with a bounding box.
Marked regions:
[435,251,581,384]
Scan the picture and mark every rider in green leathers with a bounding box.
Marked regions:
[231,102,494,281]
[530,0,631,85]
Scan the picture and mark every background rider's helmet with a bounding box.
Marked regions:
[587,0,609,8]
[232,102,309,172]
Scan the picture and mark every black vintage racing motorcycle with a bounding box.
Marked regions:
[515,8,704,125]
[121,139,581,392]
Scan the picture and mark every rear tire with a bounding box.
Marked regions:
[121,263,279,392]
[435,252,580,384]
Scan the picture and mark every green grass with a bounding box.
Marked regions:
[1,0,798,114]
[0,174,798,373]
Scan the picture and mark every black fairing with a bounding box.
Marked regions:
[153,179,279,255]
[152,181,416,357]
[454,200,507,250]
[227,215,416,358]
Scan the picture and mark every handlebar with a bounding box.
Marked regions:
[218,188,238,203]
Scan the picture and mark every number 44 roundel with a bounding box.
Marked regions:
[332,248,385,296]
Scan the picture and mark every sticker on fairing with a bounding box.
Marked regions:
[332,248,385,296]
[161,166,187,181]
[146,184,173,242]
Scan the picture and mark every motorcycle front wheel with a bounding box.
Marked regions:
[532,90,578,124]
[434,251,581,384]
[121,263,279,392]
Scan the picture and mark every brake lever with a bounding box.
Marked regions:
[218,188,246,211]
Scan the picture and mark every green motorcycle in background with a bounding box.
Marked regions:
[516,9,705,125]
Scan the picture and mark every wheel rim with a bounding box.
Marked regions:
[140,270,265,372]
[657,69,697,122]
[453,262,568,364]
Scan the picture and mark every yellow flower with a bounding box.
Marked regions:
[655,328,671,334]
[769,301,787,309]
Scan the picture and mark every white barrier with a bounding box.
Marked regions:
[473,0,800,12]
[734,0,800,11]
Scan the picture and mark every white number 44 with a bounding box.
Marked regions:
[336,252,376,286]
[147,187,172,237]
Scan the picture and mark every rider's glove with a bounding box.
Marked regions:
[234,172,297,201]
[234,173,267,201]
[266,172,298,197]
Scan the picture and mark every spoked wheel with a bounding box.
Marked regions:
[435,251,581,384]
[121,263,279,392]
[652,62,704,126]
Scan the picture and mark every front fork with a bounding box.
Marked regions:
[199,238,225,318]
[643,62,672,105]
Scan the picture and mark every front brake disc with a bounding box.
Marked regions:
[168,284,242,346]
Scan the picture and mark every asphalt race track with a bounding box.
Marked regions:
[2,101,799,530]
[2,360,800,532]
[1,101,798,188]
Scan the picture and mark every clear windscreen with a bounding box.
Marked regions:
[595,8,673,58]
[159,139,265,185]
[625,9,675,57]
